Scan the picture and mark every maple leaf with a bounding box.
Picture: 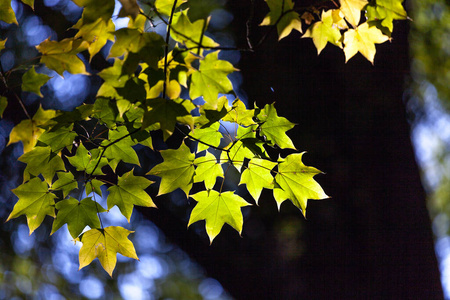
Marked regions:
[343,22,390,64]
[274,152,329,216]
[194,151,224,190]
[191,122,222,152]
[19,146,65,183]
[86,179,104,197]
[72,0,115,24]
[76,226,139,277]
[36,38,90,76]
[7,177,57,234]
[260,0,302,40]
[240,158,277,203]
[21,66,51,97]
[189,190,251,243]
[8,106,57,153]
[256,103,296,149]
[51,172,78,198]
[38,124,78,152]
[171,10,218,49]
[51,197,106,238]
[366,0,408,33]
[117,0,140,19]
[101,126,140,170]
[67,142,108,175]
[302,9,343,55]
[0,1,18,24]
[142,98,195,140]
[148,143,195,196]
[155,0,187,16]
[222,99,256,126]
[107,170,156,222]
[73,17,115,60]
[190,51,236,109]
[339,0,368,28]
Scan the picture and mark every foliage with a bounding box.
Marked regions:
[0,0,407,276]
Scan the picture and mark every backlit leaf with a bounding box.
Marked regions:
[171,10,218,49]
[260,0,302,40]
[147,142,195,197]
[240,158,277,203]
[191,122,222,152]
[22,66,51,97]
[256,103,296,149]
[222,99,256,126]
[38,124,77,152]
[86,179,104,197]
[19,146,65,183]
[339,0,368,28]
[155,0,187,15]
[52,172,77,198]
[67,142,108,176]
[189,190,251,243]
[7,177,56,234]
[76,226,138,277]
[101,126,140,170]
[194,151,223,190]
[107,170,155,222]
[0,38,7,52]
[51,197,106,238]
[0,1,18,24]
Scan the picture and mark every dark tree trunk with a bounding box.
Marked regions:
[144,1,443,299]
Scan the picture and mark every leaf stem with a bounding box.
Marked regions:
[162,0,178,100]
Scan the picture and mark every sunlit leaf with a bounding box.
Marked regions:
[147,142,195,196]
[339,0,368,28]
[76,226,139,277]
[256,103,296,149]
[51,197,106,238]
[222,99,256,126]
[0,38,7,52]
[0,1,18,24]
[19,146,65,183]
[67,142,108,176]
[240,158,277,203]
[21,66,51,97]
[101,126,140,170]
[107,170,155,222]
[38,124,77,152]
[73,17,115,59]
[189,190,251,243]
[72,0,115,24]
[51,172,77,198]
[7,177,56,234]
[260,0,302,40]
[194,151,223,190]
[86,179,104,197]
[191,122,222,152]
[155,0,187,15]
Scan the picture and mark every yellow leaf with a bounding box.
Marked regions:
[339,0,368,28]
[343,22,390,64]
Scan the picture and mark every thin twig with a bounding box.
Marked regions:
[162,0,178,99]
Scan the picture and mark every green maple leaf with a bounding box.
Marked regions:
[339,0,368,28]
[148,143,195,197]
[155,0,187,15]
[302,9,343,55]
[8,106,58,153]
[195,96,231,127]
[38,124,77,152]
[190,51,235,108]
[142,98,195,140]
[72,0,115,24]
[240,158,277,203]
[73,17,115,60]
[222,99,256,126]
[36,38,90,76]
[256,103,296,149]
[19,146,65,183]
[21,66,51,97]
[343,22,389,64]
[221,140,255,171]
[102,126,140,170]
[188,190,251,243]
[0,1,18,24]
[366,0,407,33]
[51,197,106,238]
[107,170,155,222]
[76,226,139,277]
[274,152,329,216]
[86,179,104,197]
[51,172,77,198]
[67,142,108,175]
[171,10,219,49]
[7,177,56,234]
[260,0,302,40]
[191,122,222,152]
[93,97,123,128]
[0,96,7,118]
[194,151,223,190]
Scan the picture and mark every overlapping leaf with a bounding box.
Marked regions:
[339,0,368,28]
[240,158,277,203]
[19,146,65,183]
[191,122,222,152]
[148,143,195,196]
[256,103,296,149]
[194,151,223,190]
[67,142,108,175]
[77,226,138,277]
[101,126,140,170]
[52,172,77,198]
[302,10,343,55]
[260,0,302,40]
[21,67,51,97]
[51,197,106,238]
[189,190,251,243]
[171,10,218,49]
[107,170,155,221]
[7,177,56,234]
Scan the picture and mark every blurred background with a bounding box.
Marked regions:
[0,0,448,299]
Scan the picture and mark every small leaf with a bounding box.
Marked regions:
[86,179,104,197]
[256,103,296,149]
[76,226,139,277]
[171,11,218,49]
[21,0,35,10]
[155,0,187,15]
[101,126,140,170]
[222,99,256,126]
[274,152,329,215]
[0,1,18,24]
[107,170,155,222]
[7,177,56,234]
[67,142,108,176]
[343,22,390,64]
[190,51,235,109]
[194,151,223,190]
[189,190,251,243]
[51,197,106,238]
[147,143,195,197]
[0,38,7,52]
[52,172,77,198]
[191,122,222,152]
[240,158,277,203]
[22,66,51,97]
[260,0,303,40]
[0,96,7,118]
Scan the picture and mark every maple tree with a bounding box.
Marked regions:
[0,0,408,277]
